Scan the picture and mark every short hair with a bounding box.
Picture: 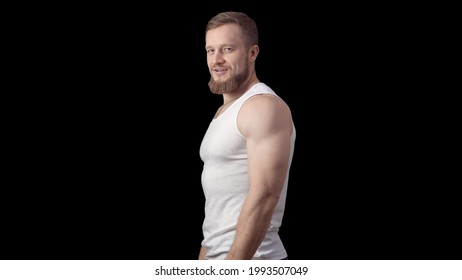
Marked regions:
[206,11,259,47]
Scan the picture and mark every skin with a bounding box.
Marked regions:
[199,23,293,260]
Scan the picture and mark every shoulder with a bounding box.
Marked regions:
[237,93,293,137]
[242,93,291,118]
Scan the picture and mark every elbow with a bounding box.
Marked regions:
[259,187,282,210]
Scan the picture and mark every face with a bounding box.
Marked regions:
[205,24,250,94]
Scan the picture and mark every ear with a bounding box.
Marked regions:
[249,45,259,62]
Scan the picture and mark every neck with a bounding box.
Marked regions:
[223,78,260,104]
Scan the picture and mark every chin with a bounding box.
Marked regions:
[213,75,229,81]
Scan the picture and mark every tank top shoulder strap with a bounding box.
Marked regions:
[234,83,276,108]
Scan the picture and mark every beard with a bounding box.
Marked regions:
[208,66,249,94]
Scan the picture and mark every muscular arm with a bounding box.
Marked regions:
[226,94,293,260]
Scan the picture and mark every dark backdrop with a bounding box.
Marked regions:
[4,1,458,260]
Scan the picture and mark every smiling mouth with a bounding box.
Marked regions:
[214,67,229,73]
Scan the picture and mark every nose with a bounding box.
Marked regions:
[210,51,225,65]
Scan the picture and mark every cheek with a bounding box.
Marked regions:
[206,58,213,68]
[233,63,244,73]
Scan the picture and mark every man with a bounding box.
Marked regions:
[199,11,296,260]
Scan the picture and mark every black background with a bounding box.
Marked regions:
[3,1,459,260]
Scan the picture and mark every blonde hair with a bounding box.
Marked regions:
[206,11,258,47]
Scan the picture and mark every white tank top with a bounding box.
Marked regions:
[199,83,296,260]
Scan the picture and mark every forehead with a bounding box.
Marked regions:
[205,24,244,47]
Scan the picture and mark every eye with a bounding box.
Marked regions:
[206,49,214,55]
[223,47,232,53]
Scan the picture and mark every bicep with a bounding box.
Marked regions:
[247,125,292,196]
[240,95,293,196]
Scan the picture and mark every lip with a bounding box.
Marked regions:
[213,68,228,77]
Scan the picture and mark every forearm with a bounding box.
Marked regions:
[226,193,279,259]
[199,246,207,260]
